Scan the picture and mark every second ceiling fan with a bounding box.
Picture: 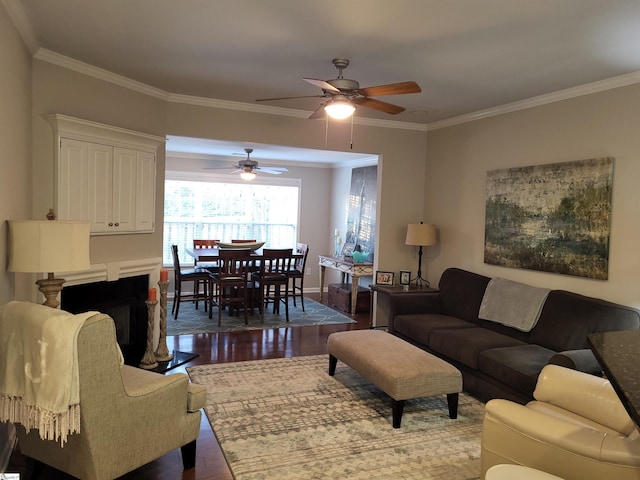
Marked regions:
[204,148,288,180]
[256,58,422,119]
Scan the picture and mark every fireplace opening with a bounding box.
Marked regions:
[61,275,149,366]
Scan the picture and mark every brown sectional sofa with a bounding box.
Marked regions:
[388,267,640,404]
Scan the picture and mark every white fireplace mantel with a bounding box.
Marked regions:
[57,257,164,347]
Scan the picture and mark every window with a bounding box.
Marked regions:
[163,171,300,266]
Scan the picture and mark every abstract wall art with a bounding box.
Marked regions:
[484,157,614,279]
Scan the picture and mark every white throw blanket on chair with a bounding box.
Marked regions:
[479,278,551,332]
[0,301,97,444]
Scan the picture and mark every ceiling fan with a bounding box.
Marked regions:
[204,148,288,180]
[256,58,422,119]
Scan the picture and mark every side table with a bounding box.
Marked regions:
[369,284,438,328]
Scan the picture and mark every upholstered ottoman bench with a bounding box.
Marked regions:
[327,329,462,428]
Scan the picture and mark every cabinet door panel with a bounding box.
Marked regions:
[136,151,156,232]
[58,139,90,221]
[112,147,137,231]
[87,143,114,232]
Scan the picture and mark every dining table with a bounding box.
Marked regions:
[186,247,302,263]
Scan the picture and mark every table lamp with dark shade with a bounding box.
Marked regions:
[8,219,91,308]
[405,222,437,287]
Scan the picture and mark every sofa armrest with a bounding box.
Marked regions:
[549,349,603,376]
[388,292,442,318]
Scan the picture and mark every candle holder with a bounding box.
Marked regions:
[154,280,173,361]
[139,300,159,370]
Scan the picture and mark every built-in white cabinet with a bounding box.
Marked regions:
[47,114,164,235]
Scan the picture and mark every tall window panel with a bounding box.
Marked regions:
[163,172,300,266]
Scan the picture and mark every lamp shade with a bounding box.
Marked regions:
[405,223,437,247]
[8,220,91,273]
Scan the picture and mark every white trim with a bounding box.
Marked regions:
[167,93,428,131]
[2,0,39,54]
[426,71,640,131]
[45,113,165,150]
[166,151,378,169]
[34,48,170,100]
[166,169,302,188]
[8,6,640,132]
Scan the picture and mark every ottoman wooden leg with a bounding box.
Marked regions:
[329,355,338,376]
[391,399,405,428]
[447,393,459,419]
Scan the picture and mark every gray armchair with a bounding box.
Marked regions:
[2,302,205,480]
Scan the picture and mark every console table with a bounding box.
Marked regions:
[318,255,373,315]
[588,330,640,428]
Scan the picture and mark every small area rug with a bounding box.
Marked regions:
[187,355,483,480]
[168,297,355,335]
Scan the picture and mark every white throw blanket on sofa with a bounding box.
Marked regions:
[0,301,97,444]
[479,278,551,332]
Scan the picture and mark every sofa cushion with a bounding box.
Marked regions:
[438,268,491,324]
[429,327,526,370]
[479,344,557,397]
[392,313,476,346]
[530,290,640,351]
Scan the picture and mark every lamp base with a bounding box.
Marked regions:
[36,276,66,309]
[410,275,431,288]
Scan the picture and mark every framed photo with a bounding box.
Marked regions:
[341,242,355,257]
[375,271,394,286]
[399,270,411,285]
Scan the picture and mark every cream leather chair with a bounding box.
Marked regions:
[481,364,640,480]
[3,302,205,480]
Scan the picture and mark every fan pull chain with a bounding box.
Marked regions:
[325,115,329,147]
[350,114,354,150]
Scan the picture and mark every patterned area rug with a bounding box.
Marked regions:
[188,355,483,480]
[168,297,356,335]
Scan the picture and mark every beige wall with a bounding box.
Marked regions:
[425,84,640,308]
[0,5,32,302]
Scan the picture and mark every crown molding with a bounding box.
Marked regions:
[2,0,39,54]
[11,1,640,134]
[426,71,640,131]
[166,94,428,131]
[34,48,169,100]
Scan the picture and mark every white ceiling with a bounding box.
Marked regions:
[11,0,640,160]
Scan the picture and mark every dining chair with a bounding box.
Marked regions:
[192,239,219,267]
[209,248,254,326]
[252,248,294,322]
[171,245,210,319]
[288,243,309,311]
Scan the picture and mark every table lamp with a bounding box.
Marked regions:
[8,219,91,308]
[405,222,437,287]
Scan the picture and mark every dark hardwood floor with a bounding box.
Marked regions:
[6,293,371,480]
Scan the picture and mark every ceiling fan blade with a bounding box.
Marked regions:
[256,95,325,102]
[203,165,238,170]
[353,97,405,114]
[357,81,421,97]
[308,103,327,119]
[257,167,287,175]
[303,78,341,93]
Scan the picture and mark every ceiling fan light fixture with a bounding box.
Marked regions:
[324,98,356,119]
[240,170,256,181]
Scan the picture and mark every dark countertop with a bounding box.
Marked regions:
[588,329,640,427]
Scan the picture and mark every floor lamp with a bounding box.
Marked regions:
[8,219,91,309]
[405,222,437,288]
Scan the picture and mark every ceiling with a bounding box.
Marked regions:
[11,0,640,160]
